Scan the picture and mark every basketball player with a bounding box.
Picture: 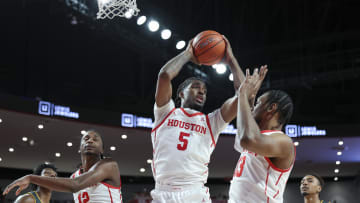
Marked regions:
[228,68,296,203]
[150,36,259,202]
[3,130,123,203]
[300,174,330,203]
[14,163,57,203]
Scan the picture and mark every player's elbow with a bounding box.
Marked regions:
[239,133,258,150]
[158,70,170,81]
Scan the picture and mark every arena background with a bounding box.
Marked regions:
[0,0,359,202]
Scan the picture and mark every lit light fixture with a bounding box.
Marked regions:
[161,29,172,40]
[176,41,186,50]
[147,159,152,164]
[229,73,233,81]
[0,157,2,162]
[81,130,87,135]
[213,64,227,74]
[0,118,2,123]
[336,160,341,165]
[148,20,159,32]
[137,16,147,25]
[124,9,134,19]
[334,177,338,181]
[67,142,73,147]
[334,169,339,173]
[9,147,14,152]
[55,152,61,157]
[22,137,28,142]
[338,140,344,146]
[29,140,35,146]
[139,168,146,173]
[121,134,128,139]
[294,141,299,146]
[110,146,116,151]
[98,0,111,4]
[38,124,44,129]
[337,151,342,156]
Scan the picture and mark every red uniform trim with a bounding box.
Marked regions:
[275,172,284,185]
[205,115,216,147]
[273,190,280,198]
[101,182,121,189]
[179,108,204,117]
[261,130,283,134]
[107,186,114,203]
[151,108,176,132]
[264,145,296,172]
[264,165,270,196]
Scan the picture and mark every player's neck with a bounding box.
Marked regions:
[304,194,321,203]
[81,155,101,172]
[37,187,52,203]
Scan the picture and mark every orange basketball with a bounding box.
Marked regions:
[192,30,226,66]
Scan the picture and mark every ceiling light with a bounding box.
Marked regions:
[139,168,146,173]
[29,140,35,146]
[81,130,87,135]
[137,16,147,25]
[0,118,2,123]
[148,20,159,32]
[67,142,73,147]
[294,141,299,146]
[0,157,2,162]
[176,41,186,50]
[147,159,152,164]
[110,146,116,151]
[213,64,226,74]
[22,137,28,142]
[161,29,171,40]
[337,151,342,156]
[38,124,44,129]
[229,73,233,81]
[9,148,14,152]
[124,9,134,19]
[121,134,127,139]
[338,140,344,146]
[334,169,339,173]
[336,160,341,165]
[334,177,338,181]
[55,153,61,157]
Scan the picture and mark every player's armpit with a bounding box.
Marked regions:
[220,95,238,123]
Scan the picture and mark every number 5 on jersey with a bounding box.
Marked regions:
[177,132,190,151]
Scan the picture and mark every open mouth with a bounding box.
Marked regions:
[196,96,204,103]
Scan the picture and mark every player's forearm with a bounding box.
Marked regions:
[158,51,192,81]
[237,93,261,148]
[29,175,79,193]
[228,56,245,91]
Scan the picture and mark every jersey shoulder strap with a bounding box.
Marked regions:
[28,191,43,203]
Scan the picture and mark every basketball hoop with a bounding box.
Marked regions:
[96,0,140,19]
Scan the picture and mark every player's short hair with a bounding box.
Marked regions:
[175,77,206,107]
[311,174,325,188]
[264,90,293,126]
[31,163,57,190]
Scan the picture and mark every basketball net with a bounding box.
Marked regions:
[96,0,140,19]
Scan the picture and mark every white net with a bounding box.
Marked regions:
[96,0,140,19]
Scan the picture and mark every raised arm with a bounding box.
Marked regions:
[3,159,119,196]
[236,68,293,158]
[155,40,197,107]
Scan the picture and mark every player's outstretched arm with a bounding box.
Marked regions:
[3,159,119,196]
[155,40,198,107]
[236,68,293,158]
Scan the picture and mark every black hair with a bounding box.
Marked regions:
[82,129,105,159]
[311,174,325,188]
[264,90,294,126]
[31,163,57,190]
[175,77,206,107]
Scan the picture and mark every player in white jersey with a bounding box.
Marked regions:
[3,130,123,203]
[151,36,251,203]
[229,68,295,203]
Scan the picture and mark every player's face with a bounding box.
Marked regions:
[252,93,268,123]
[181,80,207,111]
[41,168,57,178]
[80,131,104,156]
[300,175,321,196]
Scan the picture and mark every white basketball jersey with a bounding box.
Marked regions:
[71,169,123,203]
[151,100,228,186]
[229,130,296,203]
